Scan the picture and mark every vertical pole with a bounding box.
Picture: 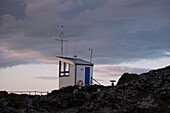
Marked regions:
[89,48,93,63]
[90,49,93,63]
[61,39,63,56]
[60,26,64,56]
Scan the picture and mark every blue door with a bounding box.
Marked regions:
[85,67,90,87]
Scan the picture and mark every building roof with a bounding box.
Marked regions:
[54,56,94,66]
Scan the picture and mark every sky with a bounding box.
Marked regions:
[0,0,170,92]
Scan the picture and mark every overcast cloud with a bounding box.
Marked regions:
[0,0,170,68]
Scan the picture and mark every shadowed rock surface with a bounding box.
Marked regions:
[117,73,139,85]
[0,65,170,113]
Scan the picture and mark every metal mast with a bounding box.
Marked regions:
[56,26,68,56]
[89,48,93,63]
[60,26,64,56]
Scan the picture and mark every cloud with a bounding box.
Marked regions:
[164,51,170,56]
[35,76,58,80]
[0,0,170,68]
[94,65,150,77]
[0,0,26,20]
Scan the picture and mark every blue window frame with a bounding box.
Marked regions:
[59,61,70,77]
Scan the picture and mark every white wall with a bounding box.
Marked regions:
[59,64,93,88]
[76,65,93,86]
[59,64,75,89]
[90,66,93,85]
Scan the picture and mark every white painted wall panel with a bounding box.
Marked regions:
[59,63,93,88]
[59,64,75,89]
[76,65,93,86]
[90,66,93,85]
[76,65,85,86]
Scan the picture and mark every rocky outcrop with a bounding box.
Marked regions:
[117,73,139,85]
[0,65,170,113]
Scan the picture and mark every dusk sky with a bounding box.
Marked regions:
[0,0,170,91]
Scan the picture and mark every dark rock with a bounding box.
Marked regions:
[0,65,170,113]
[117,73,139,85]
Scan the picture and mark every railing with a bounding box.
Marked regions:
[7,91,49,95]
[91,77,101,85]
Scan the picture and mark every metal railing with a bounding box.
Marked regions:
[7,91,49,95]
[91,77,101,85]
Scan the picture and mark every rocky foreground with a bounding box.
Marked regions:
[0,66,170,113]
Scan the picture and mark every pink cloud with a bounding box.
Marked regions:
[94,65,149,77]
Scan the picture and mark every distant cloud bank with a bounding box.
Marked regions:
[0,0,170,68]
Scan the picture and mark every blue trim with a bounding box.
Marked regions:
[59,61,61,75]
[59,75,69,77]
[75,65,77,85]
[60,71,69,73]
[59,61,70,77]
[85,67,90,87]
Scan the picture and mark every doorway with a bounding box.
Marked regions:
[85,67,90,87]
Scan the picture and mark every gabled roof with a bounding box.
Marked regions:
[54,56,94,66]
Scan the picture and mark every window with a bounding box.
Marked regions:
[59,61,70,77]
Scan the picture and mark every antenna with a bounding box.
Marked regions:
[55,26,68,56]
[74,40,77,57]
[88,48,93,63]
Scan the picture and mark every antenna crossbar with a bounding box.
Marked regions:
[55,26,68,56]
[55,39,68,42]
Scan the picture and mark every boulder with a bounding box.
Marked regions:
[117,73,139,85]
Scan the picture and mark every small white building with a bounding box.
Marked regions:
[54,56,94,89]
